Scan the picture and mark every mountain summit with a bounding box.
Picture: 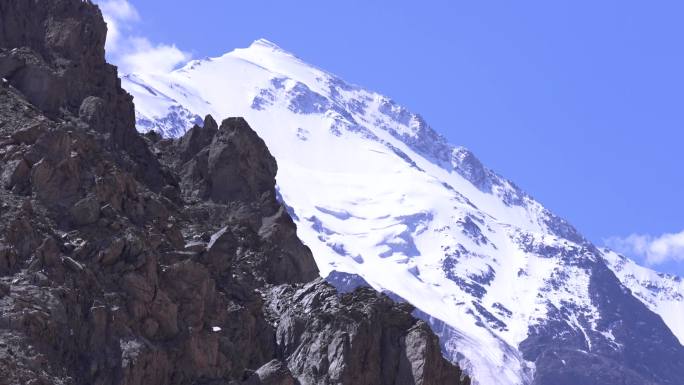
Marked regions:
[123,39,684,385]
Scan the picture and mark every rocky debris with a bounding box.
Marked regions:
[0,1,470,385]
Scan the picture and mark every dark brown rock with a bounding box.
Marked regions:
[0,281,10,297]
[209,117,278,203]
[205,226,237,273]
[70,196,101,226]
[258,205,319,283]
[255,359,296,385]
[99,237,125,265]
[6,215,37,258]
[36,237,61,268]
[178,117,278,204]
[78,96,106,127]
[11,120,48,145]
[178,114,218,162]
[30,156,81,204]
[0,244,17,275]
[1,158,30,191]
[161,260,211,328]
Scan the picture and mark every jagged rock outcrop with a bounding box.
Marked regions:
[0,0,167,191]
[0,1,470,385]
[177,116,280,205]
[265,281,468,385]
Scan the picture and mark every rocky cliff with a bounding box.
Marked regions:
[0,1,469,384]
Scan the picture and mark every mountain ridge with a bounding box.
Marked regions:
[123,38,684,385]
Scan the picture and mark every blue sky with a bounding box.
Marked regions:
[99,0,684,275]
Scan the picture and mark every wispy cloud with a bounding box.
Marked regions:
[95,0,190,74]
[97,0,139,53]
[604,230,684,265]
[119,37,189,74]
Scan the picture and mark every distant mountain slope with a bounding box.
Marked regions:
[602,249,684,344]
[122,39,684,385]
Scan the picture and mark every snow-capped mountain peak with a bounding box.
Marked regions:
[251,37,282,49]
[121,39,684,385]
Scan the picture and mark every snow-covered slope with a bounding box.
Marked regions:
[602,249,684,344]
[122,39,684,385]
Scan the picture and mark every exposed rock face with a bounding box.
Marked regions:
[178,114,218,162]
[176,116,280,205]
[0,1,469,385]
[265,281,468,385]
[0,0,167,191]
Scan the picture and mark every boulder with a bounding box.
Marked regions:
[70,196,100,226]
[1,158,30,191]
[255,360,296,385]
[78,96,106,128]
[99,237,125,265]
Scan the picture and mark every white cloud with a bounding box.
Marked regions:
[97,0,139,53]
[604,230,684,265]
[98,0,140,22]
[120,37,190,74]
[102,16,122,51]
[95,0,190,74]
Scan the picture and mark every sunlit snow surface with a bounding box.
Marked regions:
[122,39,682,385]
[602,249,684,344]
